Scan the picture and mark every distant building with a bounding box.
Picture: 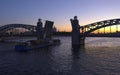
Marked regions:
[52,26,57,32]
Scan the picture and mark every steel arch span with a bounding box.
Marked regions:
[0,24,36,32]
[70,16,120,47]
[80,18,120,34]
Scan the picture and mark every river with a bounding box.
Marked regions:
[0,37,120,75]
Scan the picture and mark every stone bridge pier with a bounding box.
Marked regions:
[70,16,85,48]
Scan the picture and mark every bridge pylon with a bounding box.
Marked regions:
[36,18,44,40]
[70,16,85,49]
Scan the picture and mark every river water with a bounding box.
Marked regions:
[0,37,120,75]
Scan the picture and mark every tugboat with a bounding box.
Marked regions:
[15,19,60,51]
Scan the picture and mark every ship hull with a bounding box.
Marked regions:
[15,43,53,51]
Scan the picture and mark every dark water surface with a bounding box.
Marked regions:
[0,37,120,75]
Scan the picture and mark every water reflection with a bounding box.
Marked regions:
[1,37,120,75]
[72,45,85,59]
[70,45,87,75]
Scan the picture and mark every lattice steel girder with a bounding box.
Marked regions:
[0,24,36,32]
[82,18,120,34]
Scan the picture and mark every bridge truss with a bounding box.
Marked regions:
[80,18,120,35]
[0,24,36,33]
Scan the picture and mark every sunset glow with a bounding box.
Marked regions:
[0,0,120,32]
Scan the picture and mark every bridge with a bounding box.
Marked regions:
[80,18,120,34]
[70,16,120,48]
[0,24,38,37]
[0,19,54,41]
[0,17,120,48]
[0,22,56,36]
[0,24,36,34]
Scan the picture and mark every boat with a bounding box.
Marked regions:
[15,39,60,51]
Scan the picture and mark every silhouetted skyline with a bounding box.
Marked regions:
[1,0,120,31]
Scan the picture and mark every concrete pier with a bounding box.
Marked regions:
[36,19,43,40]
[70,16,85,48]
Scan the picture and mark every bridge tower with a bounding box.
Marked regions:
[36,18,43,40]
[70,16,85,48]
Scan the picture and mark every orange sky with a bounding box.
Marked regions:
[56,22,120,33]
